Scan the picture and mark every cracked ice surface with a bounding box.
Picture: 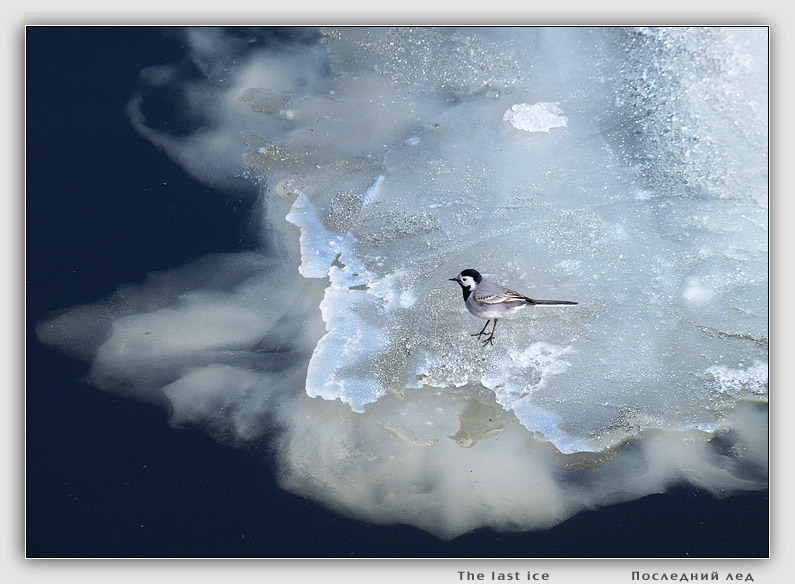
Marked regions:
[244,27,768,454]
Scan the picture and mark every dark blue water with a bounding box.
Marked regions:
[25,26,769,558]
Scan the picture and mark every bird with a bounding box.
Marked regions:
[449,269,577,346]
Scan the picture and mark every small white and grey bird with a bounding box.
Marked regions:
[449,269,577,346]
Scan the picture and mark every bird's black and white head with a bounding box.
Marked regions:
[449,269,483,294]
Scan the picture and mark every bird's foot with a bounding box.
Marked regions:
[481,334,495,347]
[471,321,491,339]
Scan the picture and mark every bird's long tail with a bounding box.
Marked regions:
[529,299,578,305]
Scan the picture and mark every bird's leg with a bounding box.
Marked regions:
[471,320,491,339]
[482,320,498,347]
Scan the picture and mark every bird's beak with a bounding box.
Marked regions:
[449,277,458,282]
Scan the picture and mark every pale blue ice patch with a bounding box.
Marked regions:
[285,193,353,279]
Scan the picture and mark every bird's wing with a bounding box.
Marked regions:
[474,288,531,305]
